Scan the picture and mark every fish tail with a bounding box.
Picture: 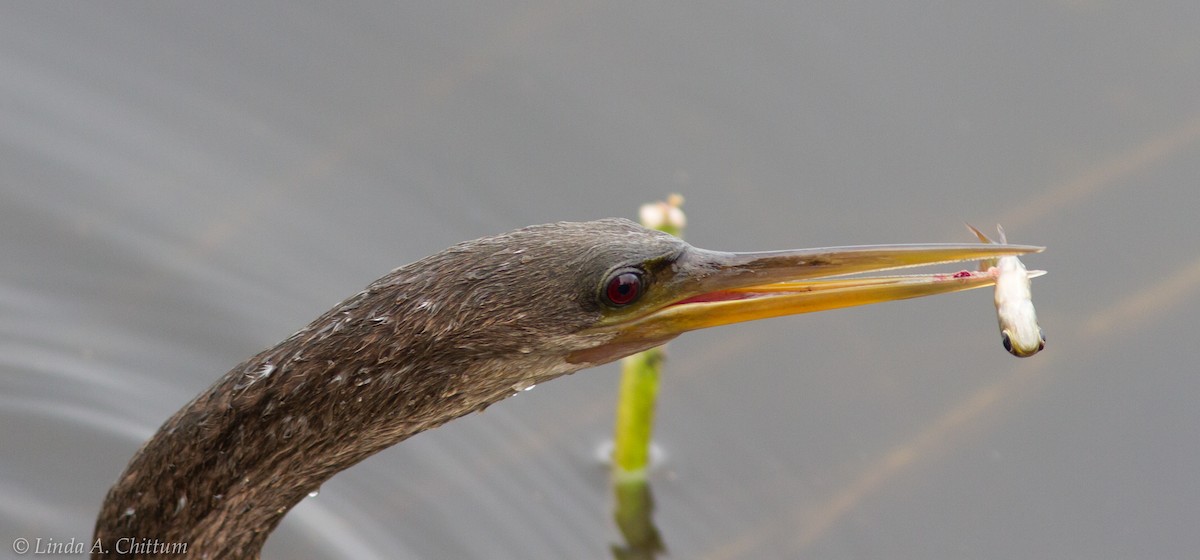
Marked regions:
[964,223,998,271]
[964,222,993,244]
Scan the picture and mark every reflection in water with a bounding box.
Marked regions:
[611,477,665,560]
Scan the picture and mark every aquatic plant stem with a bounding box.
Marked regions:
[612,348,665,475]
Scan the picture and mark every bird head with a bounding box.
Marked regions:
[387,218,1042,376]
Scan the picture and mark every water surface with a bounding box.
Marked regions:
[2,3,1199,558]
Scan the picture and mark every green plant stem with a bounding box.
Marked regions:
[612,348,664,476]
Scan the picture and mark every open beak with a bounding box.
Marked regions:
[573,242,1043,363]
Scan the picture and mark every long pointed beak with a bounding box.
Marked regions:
[573,242,1043,363]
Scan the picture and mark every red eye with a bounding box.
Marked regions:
[604,271,643,306]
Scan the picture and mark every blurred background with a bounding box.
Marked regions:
[2,2,1198,558]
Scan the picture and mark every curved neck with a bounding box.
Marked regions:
[92,355,477,559]
[92,282,568,559]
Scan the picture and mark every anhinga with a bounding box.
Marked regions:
[92,219,1040,559]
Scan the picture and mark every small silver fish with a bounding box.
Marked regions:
[967,224,1046,357]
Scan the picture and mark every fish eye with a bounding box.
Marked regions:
[1001,332,1013,353]
[602,269,644,307]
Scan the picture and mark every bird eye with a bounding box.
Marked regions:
[1001,332,1013,353]
[603,270,643,307]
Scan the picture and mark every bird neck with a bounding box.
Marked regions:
[91,284,555,559]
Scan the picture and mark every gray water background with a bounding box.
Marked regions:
[2,3,1199,559]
